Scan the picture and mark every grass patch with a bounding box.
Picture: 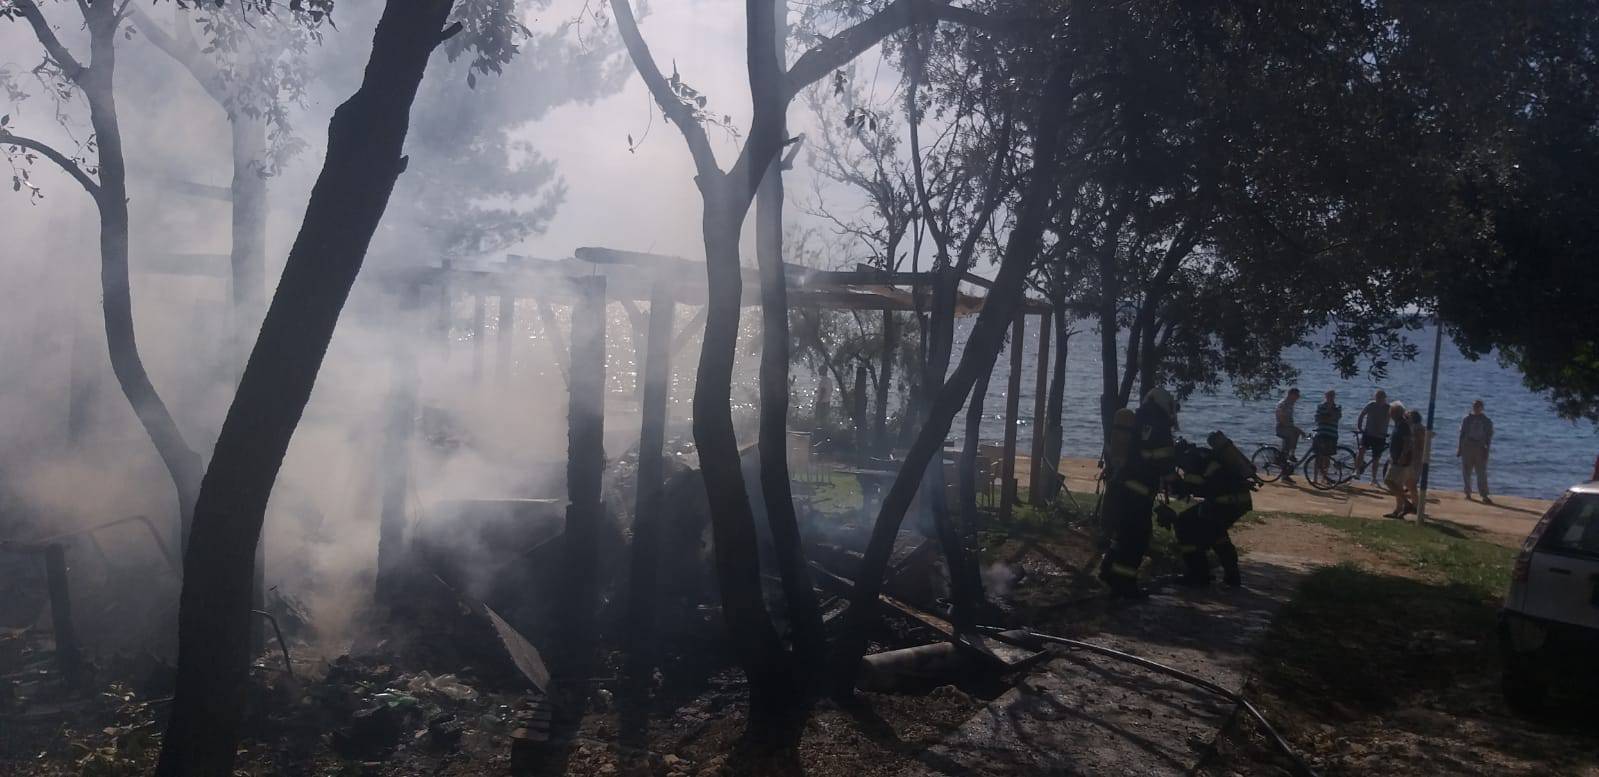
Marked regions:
[1255,563,1502,721]
[1264,511,1516,597]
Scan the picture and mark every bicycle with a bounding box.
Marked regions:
[1250,432,1358,491]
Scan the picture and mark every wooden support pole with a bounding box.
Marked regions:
[559,275,606,687]
[669,305,708,358]
[999,309,1026,520]
[624,283,674,704]
[42,544,82,682]
[536,299,571,385]
[471,293,486,383]
[1029,309,1052,506]
[376,286,421,604]
[619,298,650,400]
[853,362,869,455]
[497,295,516,385]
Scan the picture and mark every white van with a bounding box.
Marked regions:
[1499,482,1599,710]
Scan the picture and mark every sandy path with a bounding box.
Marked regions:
[1048,456,1552,545]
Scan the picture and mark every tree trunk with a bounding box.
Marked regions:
[1137,313,1158,398]
[952,357,992,633]
[1042,313,1069,501]
[695,178,798,742]
[156,3,458,772]
[831,66,1074,691]
[917,266,979,627]
[229,114,269,377]
[998,312,1024,519]
[81,5,203,553]
[755,146,824,672]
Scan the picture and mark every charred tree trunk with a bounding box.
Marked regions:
[755,134,824,673]
[80,4,204,552]
[952,359,992,634]
[918,267,980,627]
[156,3,459,772]
[831,65,1073,691]
[697,180,799,740]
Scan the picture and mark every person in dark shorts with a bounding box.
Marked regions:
[1354,389,1390,484]
[1274,388,1303,483]
[1309,390,1341,480]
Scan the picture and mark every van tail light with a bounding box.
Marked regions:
[1514,497,1564,583]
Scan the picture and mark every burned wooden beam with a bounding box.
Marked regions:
[42,544,81,683]
[558,275,605,689]
[623,284,674,736]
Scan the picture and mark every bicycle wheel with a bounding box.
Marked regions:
[1251,445,1284,482]
[1331,445,1359,485]
[1306,452,1347,491]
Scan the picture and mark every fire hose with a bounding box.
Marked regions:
[975,625,1320,777]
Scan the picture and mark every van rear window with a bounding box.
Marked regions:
[1540,495,1599,558]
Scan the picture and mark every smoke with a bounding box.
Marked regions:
[0,0,897,658]
[982,562,1018,598]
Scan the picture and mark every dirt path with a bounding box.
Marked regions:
[1052,457,1551,546]
[901,557,1310,776]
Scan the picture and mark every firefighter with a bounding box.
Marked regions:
[1098,387,1179,597]
[1160,431,1256,587]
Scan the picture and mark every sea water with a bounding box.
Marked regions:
[970,324,1599,500]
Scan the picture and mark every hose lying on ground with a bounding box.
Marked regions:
[975,625,1320,777]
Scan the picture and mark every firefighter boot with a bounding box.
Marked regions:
[1098,553,1148,598]
[1177,551,1212,587]
[1215,541,1242,588]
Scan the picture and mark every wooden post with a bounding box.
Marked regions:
[471,293,486,383]
[66,309,95,444]
[497,295,516,385]
[875,310,896,453]
[853,362,869,455]
[1029,309,1052,506]
[536,299,571,384]
[999,309,1026,520]
[43,544,82,682]
[376,285,421,603]
[560,276,605,687]
[624,283,674,710]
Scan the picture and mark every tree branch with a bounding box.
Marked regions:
[0,130,101,198]
[785,0,1018,100]
[126,5,229,106]
[609,0,722,179]
[13,0,88,82]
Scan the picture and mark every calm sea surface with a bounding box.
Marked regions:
[964,324,1599,500]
